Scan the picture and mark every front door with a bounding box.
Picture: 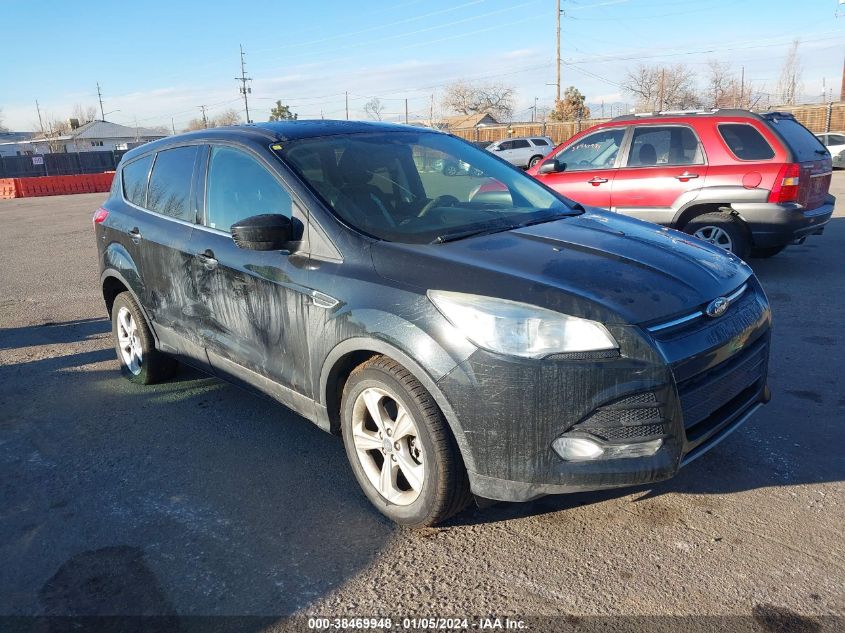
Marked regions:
[533,127,626,208]
[188,144,314,396]
[610,124,707,225]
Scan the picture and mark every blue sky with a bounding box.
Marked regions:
[0,0,842,130]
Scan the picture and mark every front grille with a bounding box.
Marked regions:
[678,337,768,442]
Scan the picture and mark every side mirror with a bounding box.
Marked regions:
[538,159,565,175]
[231,214,295,251]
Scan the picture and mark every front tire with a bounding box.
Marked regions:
[683,212,750,260]
[111,292,177,385]
[341,356,471,527]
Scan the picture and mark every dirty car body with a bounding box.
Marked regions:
[95,121,771,521]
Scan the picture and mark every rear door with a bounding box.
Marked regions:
[765,114,832,209]
[532,127,626,208]
[610,124,707,225]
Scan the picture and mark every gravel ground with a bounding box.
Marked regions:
[0,175,843,631]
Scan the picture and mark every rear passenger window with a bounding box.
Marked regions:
[627,126,703,167]
[718,124,775,161]
[147,146,199,222]
[122,155,153,207]
[511,139,531,149]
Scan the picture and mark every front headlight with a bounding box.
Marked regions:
[427,290,618,358]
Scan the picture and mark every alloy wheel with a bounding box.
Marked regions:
[351,387,425,505]
[116,306,143,375]
[693,225,734,251]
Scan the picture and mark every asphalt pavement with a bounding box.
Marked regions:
[1,175,843,630]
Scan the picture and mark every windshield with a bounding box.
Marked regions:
[275,131,577,244]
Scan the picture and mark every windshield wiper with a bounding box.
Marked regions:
[515,208,583,229]
[432,207,583,244]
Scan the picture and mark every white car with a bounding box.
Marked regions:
[487,136,555,168]
[816,132,845,168]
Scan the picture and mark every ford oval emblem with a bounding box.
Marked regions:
[705,297,729,318]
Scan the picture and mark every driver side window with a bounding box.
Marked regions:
[554,129,625,171]
[205,146,292,232]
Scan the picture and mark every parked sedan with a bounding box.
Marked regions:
[816,132,845,168]
[96,120,771,526]
[486,136,554,168]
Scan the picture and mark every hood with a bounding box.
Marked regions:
[371,209,752,326]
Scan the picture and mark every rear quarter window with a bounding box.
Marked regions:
[765,116,827,162]
[718,124,775,161]
[531,138,549,146]
[121,154,154,207]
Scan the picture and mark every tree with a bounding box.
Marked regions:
[776,40,803,105]
[441,81,515,121]
[548,86,591,121]
[213,109,241,126]
[364,97,385,121]
[269,100,298,121]
[71,103,98,123]
[704,60,759,110]
[0,108,7,132]
[622,64,701,111]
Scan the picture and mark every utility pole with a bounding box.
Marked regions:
[96,82,105,120]
[739,66,745,108]
[345,91,349,120]
[235,44,253,123]
[198,105,209,128]
[531,96,538,122]
[429,93,434,127]
[171,117,176,135]
[657,68,665,112]
[556,0,562,103]
[35,100,45,136]
[405,98,409,124]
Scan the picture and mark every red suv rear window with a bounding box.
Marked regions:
[718,124,775,161]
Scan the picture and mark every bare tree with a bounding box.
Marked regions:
[71,103,98,123]
[441,81,515,121]
[622,64,701,111]
[184,118,206,132]
[0,107,7,132]
[704,60,761,110]
[364,97,385,121]
[776,40,803,105]
[212,109,241,127]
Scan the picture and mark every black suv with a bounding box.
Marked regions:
[95,121,772,526]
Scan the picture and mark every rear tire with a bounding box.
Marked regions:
[528,155,543,168]
[341,355,471,527]
[111,292,178,385]
[750,245,786,259]
[683,212,750,260]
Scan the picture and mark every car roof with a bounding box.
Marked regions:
[608,108,796,124]
[122,119,433,162]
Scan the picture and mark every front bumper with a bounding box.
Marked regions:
[732,195,834,248]
[437,279,772,503]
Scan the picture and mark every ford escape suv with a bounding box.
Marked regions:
[95,121,771,526]
[528,110,834,259]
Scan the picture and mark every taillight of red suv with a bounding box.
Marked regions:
[768,164,801,203]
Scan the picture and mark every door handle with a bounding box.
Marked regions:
[675,172,699,181]
[588,177,608,185]
[128,227,142,243]
[196,249,218,270]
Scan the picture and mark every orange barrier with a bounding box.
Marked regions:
[0,172,115,199]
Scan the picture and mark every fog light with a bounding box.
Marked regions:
[552,436,663,462]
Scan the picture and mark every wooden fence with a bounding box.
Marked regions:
[448,102,845,146]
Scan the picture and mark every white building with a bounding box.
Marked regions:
[0,120,167,156]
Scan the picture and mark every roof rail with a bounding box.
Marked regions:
[610,108,760,122]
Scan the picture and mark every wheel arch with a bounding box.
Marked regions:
[319,337,477,473]
[100,268,158,347]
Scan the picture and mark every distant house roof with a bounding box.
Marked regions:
[27,120,167,142]
[438,112,500,129]
[0,131,34,143]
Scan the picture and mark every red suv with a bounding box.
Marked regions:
[526,110,834,258]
